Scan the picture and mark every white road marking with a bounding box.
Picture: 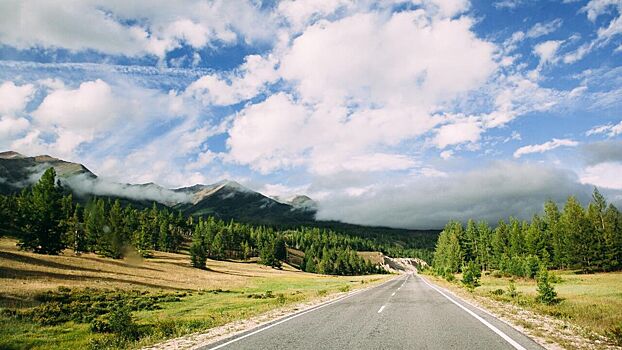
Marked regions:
[419,277,527,350]
[391,292,396,296]
[377,305,386,313]
[208,276,401,350]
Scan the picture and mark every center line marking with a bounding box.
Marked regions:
[377,305,386,313]
[391,292,396,296]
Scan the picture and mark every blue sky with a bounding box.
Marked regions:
[0,0,621,228]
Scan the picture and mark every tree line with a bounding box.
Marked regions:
[0,167,393,276]
[433,189,622,278]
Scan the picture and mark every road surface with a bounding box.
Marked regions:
[203,273,544,350]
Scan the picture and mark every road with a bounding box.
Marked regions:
[204,273,544,350]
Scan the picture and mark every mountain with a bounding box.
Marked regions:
[173,180,315,225]
[0,151,96,194]
[0,151,316,224]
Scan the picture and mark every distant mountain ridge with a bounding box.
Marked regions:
[0,151,317,224]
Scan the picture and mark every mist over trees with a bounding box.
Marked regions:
[433,189,622,277]
[0,167,395,276]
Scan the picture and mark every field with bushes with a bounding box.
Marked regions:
[0,238,388,349]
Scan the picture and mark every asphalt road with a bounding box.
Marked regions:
[204,273,544,350]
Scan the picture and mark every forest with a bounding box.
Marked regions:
[0,167,423,275]
[433,188,622,278]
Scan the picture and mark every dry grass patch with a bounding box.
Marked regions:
[0,238,390,349]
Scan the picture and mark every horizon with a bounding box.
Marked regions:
[1,0,621,229]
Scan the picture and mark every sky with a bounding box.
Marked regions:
[0,0,621,229]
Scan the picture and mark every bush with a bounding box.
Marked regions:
[490,289,504,296]
[461,261,481,289]
[507,279,519,299]
[536,265,558,305]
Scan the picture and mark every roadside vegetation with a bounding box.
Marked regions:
[0,237,387,349]
[429,189,622,346]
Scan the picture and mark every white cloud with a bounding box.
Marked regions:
[0,0,275,58]
[564,0,622,63]
[0,81,34,115]
[227,8,497,174]
[526,19,563,38]
[513,138,579,158]
[493,0,524,9]
[534,40,563,67]
[580,161,622,190]
[433,119,482,149]
[586,120,622,137]
[185,54,278,106]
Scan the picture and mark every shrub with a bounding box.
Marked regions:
[490,289,505,296]
[276,293,286,305]
[507,279,519,299]
[461,261,481,289]
[108,305,140,341]
[536,265,557,305]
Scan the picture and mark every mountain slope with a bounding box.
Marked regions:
[174,180,316,225]
[0,151,316,224]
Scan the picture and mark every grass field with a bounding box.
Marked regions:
[428,270,622,348]
[0,238,389,349]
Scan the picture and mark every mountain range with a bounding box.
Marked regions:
[0,151,316,225]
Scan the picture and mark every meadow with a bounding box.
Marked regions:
[0,238,388,349]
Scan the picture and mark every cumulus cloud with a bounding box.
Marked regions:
[7,79,193,160]
[226,8,496,174]
[513,138,579,158]
[534,40,564,67]
[185,54,278,106]
[0,0,275,58]
[316,161,595,229]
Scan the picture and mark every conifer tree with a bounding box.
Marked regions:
[19,168,66,254]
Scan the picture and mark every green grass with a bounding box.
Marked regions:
[439,270,622,345]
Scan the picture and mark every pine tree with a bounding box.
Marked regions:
[18,168,66,254]
[66,204,85,253]
[100,199,125,258]
[536,265,557,305]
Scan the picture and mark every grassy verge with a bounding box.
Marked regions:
[0,238,389,349]
[424,270,622,349]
